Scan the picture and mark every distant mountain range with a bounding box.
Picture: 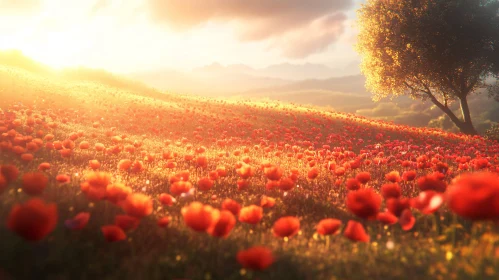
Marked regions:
[2,49,497,134]
[127,61,362,96]
[191,61,360,81]
[126,63,499,134]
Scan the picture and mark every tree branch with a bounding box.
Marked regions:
[464,75,480,93]
[444,76,461,95]
[406,77,464,126]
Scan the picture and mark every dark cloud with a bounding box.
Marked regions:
[146,0,354,58]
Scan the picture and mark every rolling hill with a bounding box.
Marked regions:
[1,52,499,280]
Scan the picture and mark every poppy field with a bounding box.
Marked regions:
[1,65,499,280]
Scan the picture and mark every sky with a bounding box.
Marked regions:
[0,0,364,74]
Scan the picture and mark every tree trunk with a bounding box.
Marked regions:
[428,95,478,136]
[458,96,478,135]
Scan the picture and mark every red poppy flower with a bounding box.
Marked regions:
[346,188,381,220]
[402,170,417,181]
[385,171,401,183]
[266,180,280,190]
[209,170,219,181]
[334,167,346,176]
[346,178,361,191]
[79,141,90,149]
[159,193,175,206]
[355,172,371,184]
[260,195,276,208]
[0,174,6,193]
[239,205,263,224]
[196,155,208,168]
[376,211,398,225]
[59,149,72,158]
[170,181,193,196]
[221,198,241,216]
[86,172,111,189]
[7,198,58,241]
[237,179,250,191]
[55,174,71,184]
[381,183,401,200]
[207,210,236,238]
[81,182,107,201]
[307,167,319,180]
[117,159,132,171]
[38,162,51,171]
[21,153,34,162]
[182,202,216,232]
[89,160,101,170]
[278,178,295,191]
[399,209,415,231]
[101,225,126,242]
[115,215,140,231]
[417,174,447,192]
[386,197,411,217]
[157,216,170,228]
[236,164,254,179]
[316,218,342,235]
[106,183,132,204]
[343,220,369,242]
[22,172,48,196]
[121,193,153,219]
[411,191,443,215]
[264,166,283,181]
[216,166,227,177]
[446,172,499,220]
[273,216,300,238]
[1,164,19,183]
[198,177,214,191]
[65,212,90,230]
[237,246,275,271]
[130,160,145,173]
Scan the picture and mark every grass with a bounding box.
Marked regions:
[1,64,499,280]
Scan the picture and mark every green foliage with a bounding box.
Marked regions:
[485,122,499,141]
[356,0,499,135]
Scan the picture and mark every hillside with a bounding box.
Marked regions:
[128,59,499,134]
[1,57,499,280]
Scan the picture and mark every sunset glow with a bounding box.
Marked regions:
[2,1,499,279]
[0,0,362,73]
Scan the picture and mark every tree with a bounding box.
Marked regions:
[356,0,499,135]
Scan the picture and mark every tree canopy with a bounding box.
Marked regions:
[356,0,499,135]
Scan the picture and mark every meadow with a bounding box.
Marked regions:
[1,64,499,280]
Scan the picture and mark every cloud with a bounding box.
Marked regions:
[268,13,347,58]
[356,102,403,117]
[0,0,41,15]
[146,0,354,58]
[89,0,110,16]
[356,101,436,127]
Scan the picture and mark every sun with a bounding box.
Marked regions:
[3,29,93,69]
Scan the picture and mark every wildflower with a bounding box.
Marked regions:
[343,220,369,242]
[272,216,300,238]
[7,198,57,241]
[237,246,274,271]
[121,193,153,218]
[101,225,126,242]
[447,172,499,220]
[65,212,90,230]
[239,205,263,224]
[22,172,48,196]
[346,188,381,220]
[316,218,342,235]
